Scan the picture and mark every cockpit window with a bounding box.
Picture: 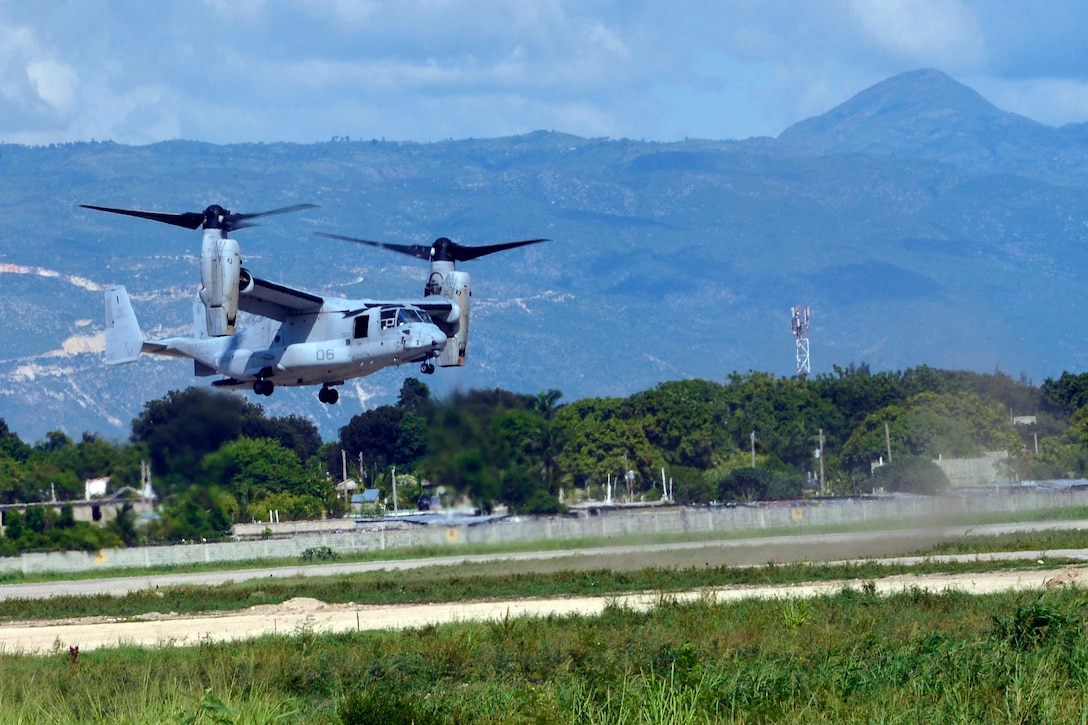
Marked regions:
[396,308,429,325]
[380,306,430,329]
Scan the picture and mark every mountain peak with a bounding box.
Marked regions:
[778,68,1046,157]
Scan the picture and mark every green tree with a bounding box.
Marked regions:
[1041,371,1088,419]
[395,412,429,465]
[339,406,404,472]
[4,509,24,541]
[716,466,803,503]
[157,486,236,542]
[553,397,661,492]
[0,419,31,463]
[131,388,266,492]
[202,437,317,518]
[242,414,322,462]
[840,392,1022,474]
[396,377,435,419]
[627,380,731,470]
[108,503,139,546]
[1032,404,1088,477]
[870,456,950,494]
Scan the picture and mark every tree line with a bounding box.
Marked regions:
[2,364,1088,550]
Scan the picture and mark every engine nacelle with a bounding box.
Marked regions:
[436,269,471,367]
[198,230,241,336]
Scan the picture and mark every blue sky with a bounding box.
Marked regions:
[2,1,1087,145]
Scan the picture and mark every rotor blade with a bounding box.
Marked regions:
[227,204,320,224]
[80,205,205,230]
[316,233,549,262]
[314,232,433,260]
[449,238,550,262]
[225,203,319,232]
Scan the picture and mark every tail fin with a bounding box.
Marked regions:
[104,286,144,365]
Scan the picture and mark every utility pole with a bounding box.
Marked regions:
[391,466,398,513]
[818,428,826,496]
[750,430,757,468]
[885,421,892,463]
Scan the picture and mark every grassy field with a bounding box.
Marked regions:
[1,516,1088,722]
[2,584,1086,723]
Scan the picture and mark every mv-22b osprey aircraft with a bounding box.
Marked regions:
[84,203,547,404]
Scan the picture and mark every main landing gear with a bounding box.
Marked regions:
[420,361,435,374]
[318,385,339,405]
[253,379,274,396]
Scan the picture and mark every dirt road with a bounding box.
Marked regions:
[2,565,1083,653]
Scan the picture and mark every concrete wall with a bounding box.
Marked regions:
[4,487,1088,575]
[934,452,1010,487]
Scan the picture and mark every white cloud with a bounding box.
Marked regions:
[974,76,1088,128]
[0,1,1086,144]
[848,0,986,69]
[26,58,78,114]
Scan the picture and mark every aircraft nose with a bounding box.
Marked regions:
[427,328,447,350]
[408,325,446,351]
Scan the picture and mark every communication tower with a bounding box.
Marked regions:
[791,305,811,379]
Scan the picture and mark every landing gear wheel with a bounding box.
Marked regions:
[254,379,274,396]
[318,386,339,405]
[420,362,435,374]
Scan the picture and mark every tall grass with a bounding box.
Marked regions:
[0,584,1087,722]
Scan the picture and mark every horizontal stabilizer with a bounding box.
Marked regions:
[104,286,144,365]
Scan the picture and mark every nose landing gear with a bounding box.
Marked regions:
[318,385,339,404]
[253,379,274,396]
[420,361,435,374]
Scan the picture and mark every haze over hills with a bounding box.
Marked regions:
[0,68,1086,443]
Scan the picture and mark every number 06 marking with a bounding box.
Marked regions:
[316,349,335,361]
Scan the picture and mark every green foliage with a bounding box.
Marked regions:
[300,545,339,562]
[250,492,325,522]
[131,388,266,493]
[3,509,24,541]
[722,371,834,470]
[395,412,429,465]
[553,396,662,491]
[107,502,140,546]
[0,363,1074,552]
[1,505,124,553]
[870,455,951,494]
[670,465,716,504]
[993,597,1082,651]
[241,414,322,462]
[516,489,569,515]
[203,437,316,502]
[396,377,435,419]
[716,465,803,502]
[841,391,1022,474]
[339,405,405,471]
[1041,370,1088,419]
[0,418,31,463]
[338,686,432,725]
[156,486,236,542]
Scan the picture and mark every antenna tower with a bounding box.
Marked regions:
[791,305,811,379]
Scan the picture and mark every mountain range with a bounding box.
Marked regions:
[1,68,1086,443]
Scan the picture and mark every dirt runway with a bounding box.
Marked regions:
[2,565,1083,653]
